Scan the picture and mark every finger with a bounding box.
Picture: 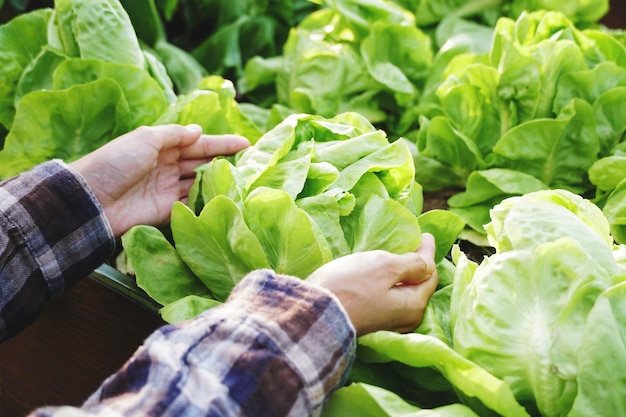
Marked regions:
[147,124,204,150]
[389,272,439,333]
[179,178,196,199]
[179,134,250,160]
[179,159,211,179]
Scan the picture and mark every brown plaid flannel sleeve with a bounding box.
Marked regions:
[0,160,115,341]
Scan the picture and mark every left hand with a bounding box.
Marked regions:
[70,124,250,237]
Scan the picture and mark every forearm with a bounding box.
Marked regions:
[31,270,356,417]
[0,160,115,341]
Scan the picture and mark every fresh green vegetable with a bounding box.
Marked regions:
[122,112,464,320]
[0,0,262,179]
[238,0,434,135]
[412,10,626,241]
[121,0,318,83]
[348,189,626,416]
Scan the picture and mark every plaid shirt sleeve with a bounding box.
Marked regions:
[31,270,357,417]
[0,160,115,341]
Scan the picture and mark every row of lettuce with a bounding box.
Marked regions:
[1,0,626,245]
[2,0,626,415]
[120,113,626,417]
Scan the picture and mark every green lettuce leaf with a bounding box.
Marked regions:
[485,189,616,272]
[171,199,270,301]
[122,225,213,305]
[52,0,145,67]
[159,296,222,324]
[453,238,613,416]
[569,281,626,416]
[244,187,333,277]
[0,8,52,132]
[52,58,168,128]
[357,331,530,417]
[0,79,131,178]
[322,382,480,417]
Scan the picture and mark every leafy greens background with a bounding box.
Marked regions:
[1,0,626,416]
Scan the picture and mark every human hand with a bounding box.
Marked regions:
[306,233,438,335]
[70,124,250,237]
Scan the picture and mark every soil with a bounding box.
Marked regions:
[423,189,494,264]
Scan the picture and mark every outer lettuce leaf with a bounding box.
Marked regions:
[485,190,616,272]
[322,382,480,417]
[121,225,212,305]
[159,296,222,324]
[342,194,422,253]
[52,0,145,68]
[411,151,466,192]
[0,8,52,132]
[152,40,207,94]
[446,169,549,236]
[155,76,263,141]
[448,168,549,208]
[598,179,626,245]
[244,187,333,278]
[15,47,67,103]
[142,49,177,103]
[357,331,530,417]
[118,0,166,47]
[52,58,168,128]
[171,199,270,301]
[569,282,626,416]
[589,155,626,193]
[448,246,478,332]
[453,239,613,416]
[417,209,466,263]
[296,191,353,259]
[492,99,598,192]
[0,79,131,178]
[414,284,453,345]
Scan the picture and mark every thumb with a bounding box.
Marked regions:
[416,232,436,260]
[397,233,437,286]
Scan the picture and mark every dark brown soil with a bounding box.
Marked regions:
[423,189,494,263]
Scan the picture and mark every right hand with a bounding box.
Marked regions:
[71,124,249,237]
[306,233,438,336]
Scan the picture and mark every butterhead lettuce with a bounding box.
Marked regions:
[123,112,464,318]
[346,189,626,416]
